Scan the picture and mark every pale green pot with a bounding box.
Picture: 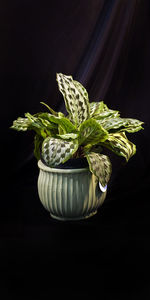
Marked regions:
[38,160,107,221]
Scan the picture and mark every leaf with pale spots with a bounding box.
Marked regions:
[42,137,78,167]
[86,152,112,187]
[56,73,90,126]
[94,103,120,120]
[90,101,104,117]
[97,117,144,133]
[103,132,136,161]
[10,117,31,131]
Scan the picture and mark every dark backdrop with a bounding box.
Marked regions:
[1,0,150,299]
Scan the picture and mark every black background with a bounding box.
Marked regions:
[1,0,150,299]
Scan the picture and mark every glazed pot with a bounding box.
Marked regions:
[37,159,107,221]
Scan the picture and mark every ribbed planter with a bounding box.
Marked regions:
[38,160,107,221]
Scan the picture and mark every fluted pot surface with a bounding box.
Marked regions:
[38,160,106,221]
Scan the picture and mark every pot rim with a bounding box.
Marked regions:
[38,160,89,174]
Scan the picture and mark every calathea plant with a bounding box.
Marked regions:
[11,73,144,190]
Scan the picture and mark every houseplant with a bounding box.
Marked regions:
[11,73,144,220]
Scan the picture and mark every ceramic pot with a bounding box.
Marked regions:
[37,160,107,221]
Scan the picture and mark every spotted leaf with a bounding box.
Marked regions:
[42,137,78,167]
[86,152,112,187]
[56,73,90,126]
[98,117,144,133]
[103,132,136,161]
[10,117,30,131]
[94,103,120,120]
[90,101,104,117]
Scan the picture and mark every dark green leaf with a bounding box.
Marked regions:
[34,134,43,160]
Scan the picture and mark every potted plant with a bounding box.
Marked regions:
[11,73,144,220]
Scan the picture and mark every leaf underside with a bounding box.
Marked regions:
[56,73,90,126]
[42,137,78,167]
[86,152,112,187]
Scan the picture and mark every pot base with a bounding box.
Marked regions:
[50,210,97,221]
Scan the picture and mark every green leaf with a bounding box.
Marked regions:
[79,118,108,146]
[34,134,43,160]
[47,115,77,134]
[56,73,90,126]
[42,137,78,167]
[103,132,136,161]
[56,133,79,140]
[40,102,58,116]
[86,152,112,187]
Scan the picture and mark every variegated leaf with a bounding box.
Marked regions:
[11,113,58,138]
[119,118,144,133]
[103,132,136,161]
[94,103,120,120]
[94,109,120,120]
[42,137,78,167]
[98,117,144,133]
[10,117,30,131]
[25,113,54,138]
[56,73,90,126]
[90,101,104,117]
[79,119,108,146]
[86,152,112,187]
